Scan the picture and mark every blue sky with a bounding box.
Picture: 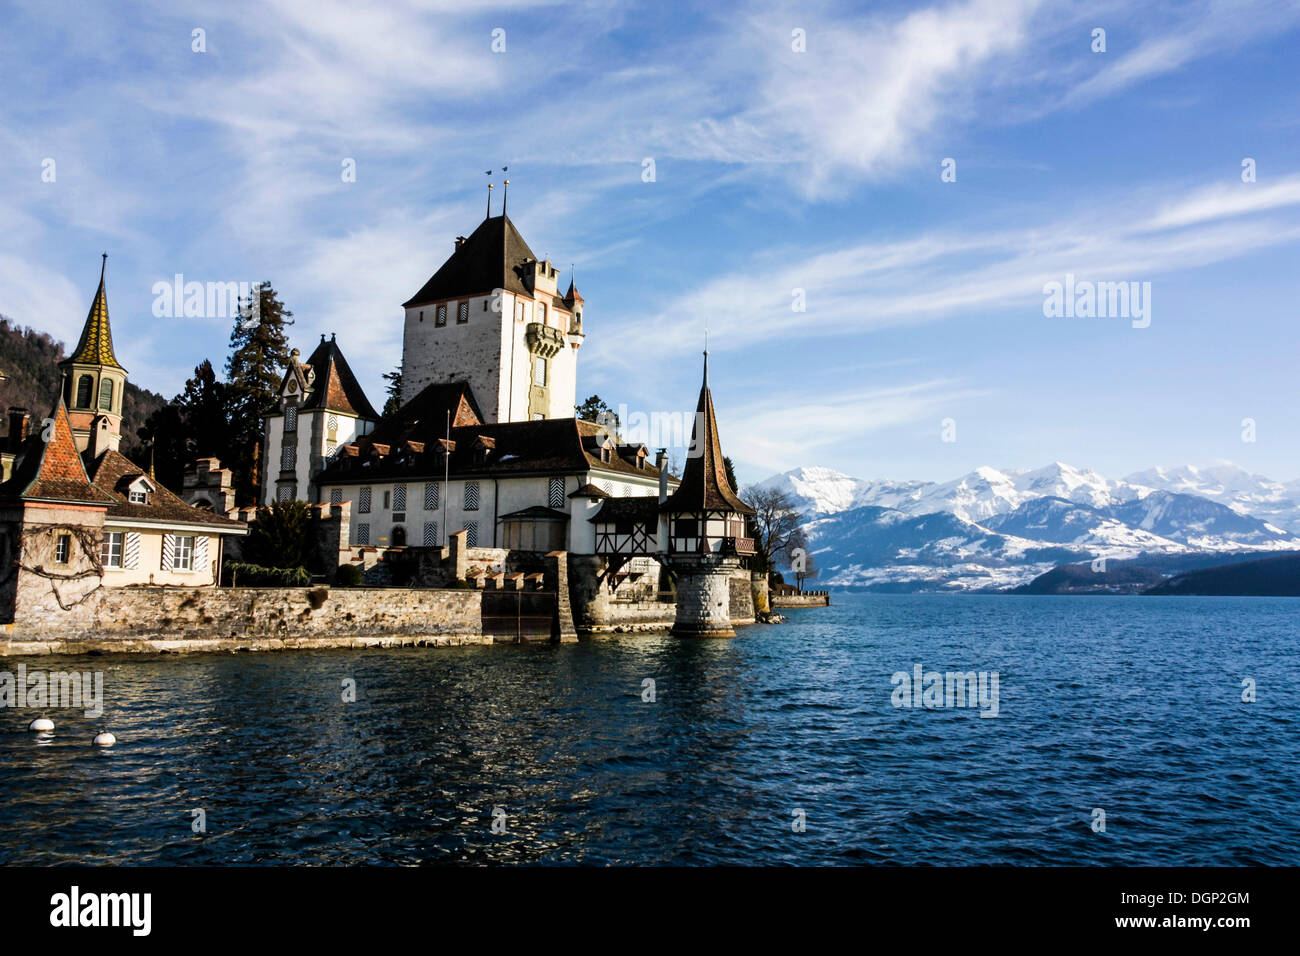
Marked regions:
[2,0,1299,487]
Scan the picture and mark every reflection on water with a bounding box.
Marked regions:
[1,594,1297,865]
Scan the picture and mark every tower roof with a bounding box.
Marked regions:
[62,255,125,372]
[661,354,754,515]
[0,395,116,506]
[403,214,538,307]
[564,279,583,303]
[298,336,380,420]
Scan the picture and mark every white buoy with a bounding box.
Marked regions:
[93,732,116,747]
[28,718,54,732]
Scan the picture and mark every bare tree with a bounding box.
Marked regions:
[794,548,818,592]
[740,486,804,578]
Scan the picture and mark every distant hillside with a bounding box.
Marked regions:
[1144,554,1300,596]
[0,316,167,457]
[1008,562,1164,595]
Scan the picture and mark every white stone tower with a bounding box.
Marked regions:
[400,213,584,423]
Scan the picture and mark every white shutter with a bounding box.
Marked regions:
[161,533,176,571]
[195,536,209,574]
[124,532,141,570]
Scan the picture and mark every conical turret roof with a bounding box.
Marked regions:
[661,353,753,515]
[62,255,125,371]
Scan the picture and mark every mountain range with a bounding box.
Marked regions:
[751,462,1300,591]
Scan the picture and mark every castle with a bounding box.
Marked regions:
[0,209,759,642]
[265,208,758,636]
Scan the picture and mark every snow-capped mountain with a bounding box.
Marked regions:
[1124,464,1300,532]
[750,461,1300,591]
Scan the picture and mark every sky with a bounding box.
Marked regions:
[2,0,1299,487]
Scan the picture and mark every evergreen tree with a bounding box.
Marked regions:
[225,283,293,504]
[381,366,403,417]
[226,283,293,402]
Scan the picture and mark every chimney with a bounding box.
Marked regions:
[455,236,467,249]
[7,407,29,444]
[656,448,668,503]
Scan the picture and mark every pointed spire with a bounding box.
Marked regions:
[660,352,753,516]
[148,444,156,481]
[63,254,125,371]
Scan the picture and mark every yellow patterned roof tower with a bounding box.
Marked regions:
[66,254,124,370]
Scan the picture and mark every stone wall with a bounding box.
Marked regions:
[0,585,485,655]
[592,600,675,631]
[771,592,831,607]
[729,568,756,625]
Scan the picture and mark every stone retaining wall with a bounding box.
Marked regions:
[770,592,831,607]
[0,585,484,656]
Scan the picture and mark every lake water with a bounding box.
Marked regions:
[1,593,1296,865]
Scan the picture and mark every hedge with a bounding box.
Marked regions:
[223,562,311,588]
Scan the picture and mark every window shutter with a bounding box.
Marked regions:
[161,533,176,571]
[195,536,209,573]
[548,477,564,509]
[424,482,438,510]
[423,522,438,546]
[393,483,407,511]
[124,532,141,570]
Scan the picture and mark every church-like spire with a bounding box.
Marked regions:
[661,353,754,515]
[65,254,125,371]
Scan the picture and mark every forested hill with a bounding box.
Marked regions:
[0,315,166,457]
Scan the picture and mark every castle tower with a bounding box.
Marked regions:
[401,213,584,423]
[660,353,756,638]
[263,335,377,505]
[60,255,127,458]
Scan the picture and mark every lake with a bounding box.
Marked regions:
[1,593,1296,865]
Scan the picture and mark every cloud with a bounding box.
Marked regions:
[586,172,1300,369]
[720,378,987,472]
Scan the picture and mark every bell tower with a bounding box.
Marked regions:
[60,254,127,459]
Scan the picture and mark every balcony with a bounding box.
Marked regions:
[721,536,756,556]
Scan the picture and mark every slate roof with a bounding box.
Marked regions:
[86,449,245,530]
[368,380,484,445]
[661,355,754,515]
[62,255,125,371]
[404,215,539,307]
[320,415,673,485]
[0,398,116,506]
[590,495,660,523]
[297,336,379,420]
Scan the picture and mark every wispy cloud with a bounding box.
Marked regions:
[588,172,1300,368]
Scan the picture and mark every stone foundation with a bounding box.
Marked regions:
[0,585,485,656]
[669,554,742,638]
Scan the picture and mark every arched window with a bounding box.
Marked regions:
[99,378,114,410]
[75,375,93,408]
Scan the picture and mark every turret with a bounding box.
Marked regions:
[60,255,127,457]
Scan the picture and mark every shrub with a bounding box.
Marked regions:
[223,562,310,588]
[334,564,364,588]
[242,500,315,571]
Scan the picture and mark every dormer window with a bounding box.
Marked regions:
[124,475,155,505]
[601,447,611,464]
